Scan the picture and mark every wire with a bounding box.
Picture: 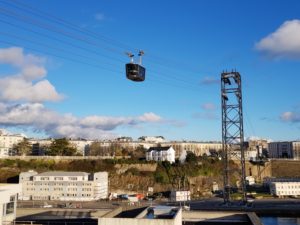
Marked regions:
[0,0,211,81]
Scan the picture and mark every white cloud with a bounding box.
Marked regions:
[201,103,216,111]
[138,112,162,122]
[94,13,105,21]
[0,103,168,139]
[200,76,219,85]
[280,111,300,122]
[256,20,300,59]
[0,47,63,102]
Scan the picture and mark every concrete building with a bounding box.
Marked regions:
[268,142,293,159]
[170,190,191,202]
[0,132,25,158]
[0,184,21,225]
[19,171,108,201]
[268,141,300,159]
[146,146,176,163]
[170,142,222,157]
[69,139,93,156]
[270,181,300,197]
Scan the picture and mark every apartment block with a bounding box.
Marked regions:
[0,132,25,157]
[268,141,300,159]
[270,181,300,197]
[19,171,108,201]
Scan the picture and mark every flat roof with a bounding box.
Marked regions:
[35,171,89,177]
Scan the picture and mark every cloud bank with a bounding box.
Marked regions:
[0,103,164,139]
[256,20,300,59]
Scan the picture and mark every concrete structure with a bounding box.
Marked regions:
[19,171,108,201]
[0,131,25,157]
[99,206,181,225]
[0,184,21,225]
[270,181,300,197]
[146,146,175,163]
[268,141,300,159]
[170,141,222,157]
[170,190,191,202]
[69,139,93,156]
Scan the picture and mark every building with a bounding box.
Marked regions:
[146,146,175,163]
[0,184,21,225]
[30,139,93,156]
[19,171,108,201]
[270,181,300,197]
[170,142,222,157]
[69,139,93,156]
[170,190,191,202]
[0,131,25,158]
[268,141,300,159]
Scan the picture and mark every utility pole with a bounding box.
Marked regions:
[221,71,247,204]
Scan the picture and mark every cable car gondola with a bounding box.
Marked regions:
[126,50,146,82]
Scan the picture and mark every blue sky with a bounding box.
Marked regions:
[0,0,299,141]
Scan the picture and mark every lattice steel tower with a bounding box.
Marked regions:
[221,71,246,204]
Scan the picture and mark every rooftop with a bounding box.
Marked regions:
[147,146,172,152]
[35,171,89,177]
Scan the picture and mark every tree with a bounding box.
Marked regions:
[46,138,77,156]
[13,138,32,156]
[185,151,198,163]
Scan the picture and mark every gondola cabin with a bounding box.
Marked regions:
[126,63,146,82]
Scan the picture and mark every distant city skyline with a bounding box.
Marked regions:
[0,1,300,141]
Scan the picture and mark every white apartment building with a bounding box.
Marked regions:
[170,190,191,202]
[69,139,93,156]
[268,141,300,159]
[19,171,108,201]
[169,142,222,157]
[270,181,300,197]
[146,146,175,163]
[0,184,21,225]
[0,132,25,158]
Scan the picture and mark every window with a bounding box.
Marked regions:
[5,198,15,215]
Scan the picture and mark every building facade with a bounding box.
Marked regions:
[268,141,300,159]
[0,132,25,158]
[270,181,300,197]
[0,184,21,225]
[146,146,175,163]
[19,171,108,201]
[170,190,191,202]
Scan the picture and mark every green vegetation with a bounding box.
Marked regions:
[153,153,223,188]
[45,138,78,156]
[12,138,31,156]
